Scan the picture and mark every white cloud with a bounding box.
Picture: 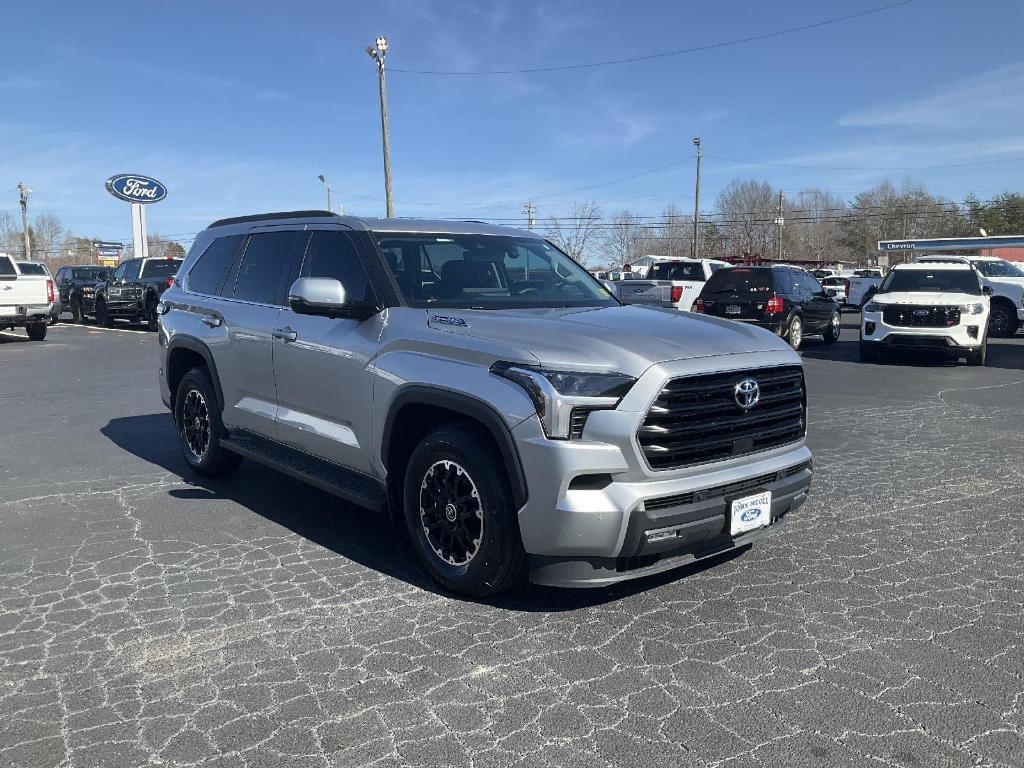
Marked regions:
[838,62,1024,130]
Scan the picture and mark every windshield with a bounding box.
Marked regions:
[17,262,47,275]
[878,269,982,295]
[72,267,109,280]
[702,268,773,293]
[649,262,705,281]
[973,259,1024,278]
[374,233,617,309]
[141,259,182,278]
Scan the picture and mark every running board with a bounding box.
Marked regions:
[221,432,387,512]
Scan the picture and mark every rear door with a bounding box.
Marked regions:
[700,268,773,320]
[213,228,305,438]
[800,272,834,331]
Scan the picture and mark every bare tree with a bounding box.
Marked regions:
[715,179,779,257]
[32,213,64,264]
[601,210,644,268]
[0,211,20,255]
[546,201,603,267]
[784,188,850,262]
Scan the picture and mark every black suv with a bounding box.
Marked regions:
[54,265,111,324]
[695,265,841,349]
[94,257,183,330]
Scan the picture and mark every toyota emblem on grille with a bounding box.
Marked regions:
[734,378,760,409]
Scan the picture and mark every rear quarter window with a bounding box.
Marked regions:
[142,259,183,279]
[0,256,16,277]
[187,237,244,295]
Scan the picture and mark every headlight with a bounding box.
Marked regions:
[491,362,635,439]
[862,301,883,313]
[962,302,984,315]
[82,287,94,294]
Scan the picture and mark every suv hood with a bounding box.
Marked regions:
[871,291,983,306]
[425,305,794,377]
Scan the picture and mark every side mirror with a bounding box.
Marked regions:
[288,277,378,320]
[982,285,994,295]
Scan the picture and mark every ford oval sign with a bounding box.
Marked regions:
[104,174,167,204]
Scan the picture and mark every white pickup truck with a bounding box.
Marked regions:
[0,253,53,341]
[602,258,732,311]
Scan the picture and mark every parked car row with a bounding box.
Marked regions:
[54,257,182,330]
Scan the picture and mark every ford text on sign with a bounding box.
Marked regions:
[105,174,167,204]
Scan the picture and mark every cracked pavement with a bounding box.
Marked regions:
[1,321,1023,767]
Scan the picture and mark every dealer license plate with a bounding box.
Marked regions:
[730,490,772,536]
[726,304,741,315]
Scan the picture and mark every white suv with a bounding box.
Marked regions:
[859,262,989,366]
[913,254,1024,337]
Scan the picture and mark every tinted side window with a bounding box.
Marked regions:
[0,256,15,277]
[231,231,302,305]
[142,259,183,279]
[801,272,823,293]
[300,231,375,303]
[124,260,141,281]
[188,236,243,295]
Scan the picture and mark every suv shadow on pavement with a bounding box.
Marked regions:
[101,413,743,611]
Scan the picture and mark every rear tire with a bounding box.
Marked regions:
[174,367,242,477]
[786,314,803,350]
[988,302,1018,338]
[26,322,47,342]
[402,423,527,597]
[823,312,841,344]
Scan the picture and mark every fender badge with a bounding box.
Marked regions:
[431,315,468,327]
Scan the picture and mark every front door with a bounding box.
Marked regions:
[273,227,384,473]
[213,229,304,439]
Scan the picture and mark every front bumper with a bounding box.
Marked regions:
[105,300,145,316]
[511,350,811,587]
[861,310,985,353]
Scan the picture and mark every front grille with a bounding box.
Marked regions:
[883,305,960,328]
[644,460,812,511]
[638,366,805,471]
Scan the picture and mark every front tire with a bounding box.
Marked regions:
[26,322,47,341]
[174,367,242,477]
[823,312,841,344]
[786,314,803,350]
[71,300,84,324]
[146,298,159,332]
[967,339,987,366]
[403,423,527,597]
[96,299,113,327]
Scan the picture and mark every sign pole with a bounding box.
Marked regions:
[130,203,148,260]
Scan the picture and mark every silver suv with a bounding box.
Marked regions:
[158,212,812,595]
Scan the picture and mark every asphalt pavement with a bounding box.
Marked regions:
[1,316,1023,768]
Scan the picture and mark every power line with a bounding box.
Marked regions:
[705,154,1024,171]
[390,1,912,75]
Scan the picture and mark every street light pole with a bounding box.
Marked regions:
[367,37,394,217]
[691,137,702,258]
[18,182,31,260]
[318,175,333,212]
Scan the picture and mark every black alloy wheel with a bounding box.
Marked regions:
[419,459,484,566]
[181,389,211,463]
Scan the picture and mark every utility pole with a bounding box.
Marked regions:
[18,183,31,260]
[367,37,394,217]
[318,175,332,212]
[691,137,702,258]
[522,202,537,230]
[775,190,785,261]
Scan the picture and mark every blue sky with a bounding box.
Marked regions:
[2,0,1023,249]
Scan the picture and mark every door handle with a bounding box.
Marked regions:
[271,327,297,342]
[201,315,222,328]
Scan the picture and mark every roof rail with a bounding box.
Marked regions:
[208,210,339,228]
